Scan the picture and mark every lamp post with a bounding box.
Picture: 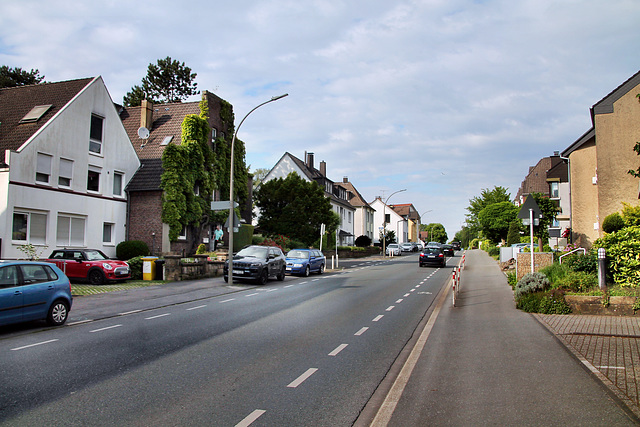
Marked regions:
[419,210,432,244]
[382,189,406,257]
[227,93,288,283]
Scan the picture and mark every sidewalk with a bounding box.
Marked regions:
[383,249,640,425]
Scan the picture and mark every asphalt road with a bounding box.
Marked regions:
[0,253,451,426]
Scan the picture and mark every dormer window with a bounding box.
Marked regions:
[20,105,52,123]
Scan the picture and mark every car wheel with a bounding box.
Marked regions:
[277,266,286,281]
[88,269,105,286]
[303,265,310,277]
[318,264,324,274]
[47,300,69,326]
[257,269,268,285]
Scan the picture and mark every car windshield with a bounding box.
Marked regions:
[424,248,440,254]
[237,246,268,258]
[287,250,309,259]
[84,250,109,261]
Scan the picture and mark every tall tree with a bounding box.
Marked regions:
[477,201,519,243]
[123,56,198,106]
[255,173,340,246]
[421,223,448,243]
[0,65,44,88]
[531,192,558,250]
[466,186,511,228]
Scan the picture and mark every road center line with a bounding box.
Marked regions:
[403,293,410,297]
[187,305,207,311]
[245,293,259,297]
[386,306,395,311]
[90,324,122,333]
[119,310,142,316]
[220,298,235,303]
[373,315,384,322]
[285,284,296,287]
[396,299,404,303]
[145,313,171,320]
[329,344,349,356]
[287,368,318,388]
[11,339,59,351]
[235,409,266,427]
[355,327,369,336]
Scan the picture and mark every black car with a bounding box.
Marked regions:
[441,244,455,257]
[419,246,446,267]
[451,241,461,251]
[223,245,286,285]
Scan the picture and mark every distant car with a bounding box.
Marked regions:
[45,249,131,285]
[386,243,402,256]
[419,246,446,267]
[441,244,455,257]
[415,242,424,251]
[511,243,538,253]
[426,241,442,248]
[224,245,286,285]
[451,241,461,251]
[400,242,415,252]
[0,260,72,326]
[286,249,326,276]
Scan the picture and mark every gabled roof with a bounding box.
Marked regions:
[515,157,552,201]
[120,102,200,159]
[125,158,164,192]
[561,127,595,158]
[592,69,640,117]
[390,203,419,220]
[334,179,373,209]
[0,77,95,165]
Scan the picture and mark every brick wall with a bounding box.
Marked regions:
[128,190,163,254]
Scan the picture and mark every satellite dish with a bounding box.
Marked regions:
[137,127,150,139]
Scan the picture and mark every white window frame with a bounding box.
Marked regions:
[113,171,124,197]
[178,225,187,240]
[59,158,73,188]
[36,153,52,185]
[56,215,86,247]
[89,113,104,154]
[12,210,47,245]
[103,222,115,245]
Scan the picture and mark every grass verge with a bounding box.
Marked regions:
[72,280,169,296]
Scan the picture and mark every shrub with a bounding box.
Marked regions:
[355,235,372,247]
[196,243,207,254]
[602,212,625,234]
[127,256,144,280]
[538,289,572,314]
[555,271,597,293]
[621,202,640,227]
[562,252,597,274]
[289,239,307,250]
[514,272,550,300]
[540,262,570,288]
[260,238,284,252]
[516,292,543,312]
[252,235,265,245]
[594,226,640,287]
[486,245,500,257]
[506,271,517,289]
[116,240,150,261]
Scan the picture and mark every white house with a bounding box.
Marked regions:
[370,197,408,245]
[260,152,356,245]
[0,77,140,259]
[335,177,376,243]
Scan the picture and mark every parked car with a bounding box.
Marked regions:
[426,241,442,248]
[415,242,424,251]
[45,249,131,285]
[386,243,402,256]
[224,245,286,285]
[419,246,446,267]
[400,242,416,252]
[285,249,326,276]
[451,241,461,251]
[441,244,455,257]
[0,260,72,326]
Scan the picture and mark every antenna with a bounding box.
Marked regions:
[137,127,150,139]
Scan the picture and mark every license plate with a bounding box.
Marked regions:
[286,267,291,271]
[233,270,243,275]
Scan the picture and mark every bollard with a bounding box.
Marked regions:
[597,248,607,291]
[331,255,335,270]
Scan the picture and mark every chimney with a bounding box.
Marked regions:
[320,161,326,177]
[306,152,314,170]
[343,176,348,183]
[141,99,154,130]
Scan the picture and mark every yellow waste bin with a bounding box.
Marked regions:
[142,257,158,281]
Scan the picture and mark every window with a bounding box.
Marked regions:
[0,266,19,288]
[59,158,73,187]
[12,211,47,244]
[20,105,52,123]
[178,225,187,240]
[113,172,123,197]
[56,215,85,246]
[89,114,104,154]
[103,223,114,244]
[87,168,100,192]
[550,182,559,198]
[36,153,52,184]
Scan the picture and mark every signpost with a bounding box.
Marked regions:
[518,195,543,274]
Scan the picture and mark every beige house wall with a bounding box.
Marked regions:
[569,140,599,247]
[594,86,640,231]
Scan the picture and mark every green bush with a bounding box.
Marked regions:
[538,289,572,314]
[540,262,571,288]
[555,271,597,293]
[594,225,640,287]
[355,235,372,247]
[516,292,544,312]
[288,239,307,250]
[506,271,517,289]
[127,256,144,280]
[514,272,550,300]
[252,235,265,245]
[486,245,500,257]
[562,252,597,274]
[196,243,207,254]
[116,240,150,261]
[602,212,625,234]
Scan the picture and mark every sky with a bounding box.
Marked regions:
[2,0,639,239]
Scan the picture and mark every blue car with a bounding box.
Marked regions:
[285,249,326,277]
[0,260,73,327]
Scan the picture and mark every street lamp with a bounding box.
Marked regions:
[383,189,406,257]
[419,210,432,243]
[227,93,288,283]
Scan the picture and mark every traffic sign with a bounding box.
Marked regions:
[211,201,239,211]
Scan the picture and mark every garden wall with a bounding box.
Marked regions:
[516,252,554,280]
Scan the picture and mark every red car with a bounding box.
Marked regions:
[45,249,131,285]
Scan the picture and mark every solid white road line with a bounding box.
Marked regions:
[329,344,349,356]
[145,313,171,320]
[67,319,93,326]
[11,339,59,351]
[287,368,318,388]
[119,310,142,316]
[235,409,266,427]
[355,327,369,336]
[90,324,122,333]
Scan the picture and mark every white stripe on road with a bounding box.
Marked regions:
[145,313,171,320]
[245,293,259,297]
[329,344,349,356]
[355,327,369,336]
[11,339,59,351]
[67,319,92,326]
[235,409,266,427]
[119,310,142,316]
[386,306,395,311]
[220,298,235,303]
[187,305,207,311]
[287,368,318,388]
[396,299,404,303]
[404,293,410,297]
[90,324,122,333]
[373,315,384,322]
[285,284,296,287]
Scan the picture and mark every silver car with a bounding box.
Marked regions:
[386,243,402,256]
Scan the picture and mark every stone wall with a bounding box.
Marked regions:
[163,254,224,281]
[516,252,554,280]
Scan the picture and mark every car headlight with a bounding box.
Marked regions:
[293,263,303,267]
[102,263,113,270]
[250,263,261,267]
